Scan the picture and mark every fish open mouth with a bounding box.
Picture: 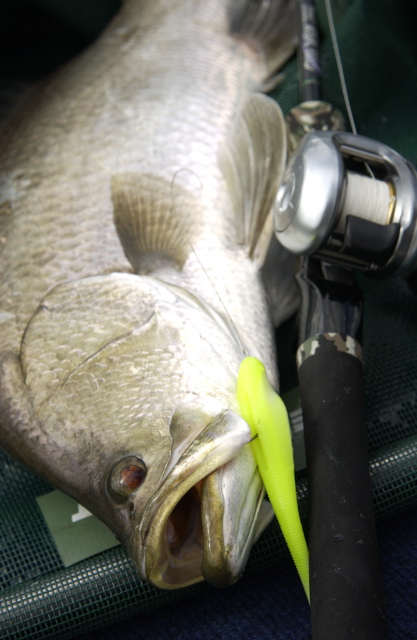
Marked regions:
[158,480,205,586]
[133,410,272,589]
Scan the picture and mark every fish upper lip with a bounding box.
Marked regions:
[130,409,253,589]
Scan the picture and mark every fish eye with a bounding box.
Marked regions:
[107,456,147,502]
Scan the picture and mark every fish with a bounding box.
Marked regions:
[0,0,296,589]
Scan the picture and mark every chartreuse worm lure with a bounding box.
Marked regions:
[237,356,310,602]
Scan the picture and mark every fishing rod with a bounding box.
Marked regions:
[273,0,417,637]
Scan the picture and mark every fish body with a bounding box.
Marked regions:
[0,0,296,588]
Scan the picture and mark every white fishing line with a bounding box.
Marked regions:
[325,0,376,183]
[324,0,356,135]
[169,168,249,357]
[336,172,395,232]
[188,243,249,357]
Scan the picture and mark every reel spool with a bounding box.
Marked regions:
[274,130,417,277]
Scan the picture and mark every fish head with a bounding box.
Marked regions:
[19,273,272,589]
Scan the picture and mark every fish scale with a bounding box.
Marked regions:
[0,0,297,589]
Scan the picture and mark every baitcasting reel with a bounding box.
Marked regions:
[274,130,417,278]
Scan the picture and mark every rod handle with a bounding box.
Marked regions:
[298,334,388,639]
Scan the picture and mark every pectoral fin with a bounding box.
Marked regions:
[112,172,202,273]
[219,93,287,265]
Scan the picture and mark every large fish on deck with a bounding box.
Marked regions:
[0,0,296,589]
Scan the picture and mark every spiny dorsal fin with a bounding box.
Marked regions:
[228,0,297,89]
[112,172,202,273]
[219,93,287,264]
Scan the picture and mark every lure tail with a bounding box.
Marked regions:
[237,356,310,602]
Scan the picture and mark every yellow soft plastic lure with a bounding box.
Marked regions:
[237,356,310,602]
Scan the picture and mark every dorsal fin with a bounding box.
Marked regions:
[219,93,287,265]
[228,0,297,89]
[111,172,202,273]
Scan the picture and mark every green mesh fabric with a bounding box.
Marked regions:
[1,1,417,638]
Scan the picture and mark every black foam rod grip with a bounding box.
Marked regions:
[297,334,388,640]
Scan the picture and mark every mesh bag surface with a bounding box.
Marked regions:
[1,1,417,638]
